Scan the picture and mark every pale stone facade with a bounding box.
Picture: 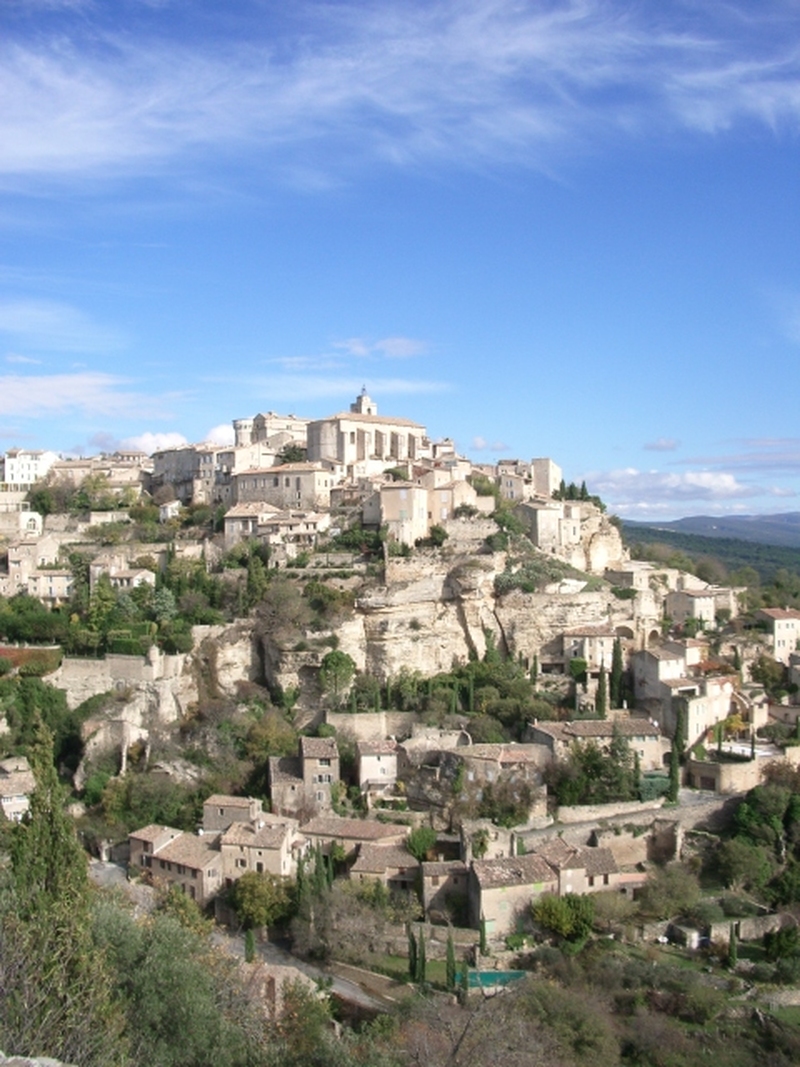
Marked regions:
[756,608,800,665]
[1,449,59,489]
[233,463,334,510]
[307,391,430,478]
[0,755,35,822]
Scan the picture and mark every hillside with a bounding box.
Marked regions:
[622,522,800,585]
[624,512,800,549]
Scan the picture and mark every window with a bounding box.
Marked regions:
[316,791,323,801]
[431,875,440,887]
[236,858,246,868]
[319,758,331,767]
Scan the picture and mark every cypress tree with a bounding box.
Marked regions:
[596,665,608,719]
[459,963,470,1004]
[468,674,475,713]
[446,929,456,990]
[244,928,256,963]
[668,742,680,802]
[531,654,539,685]
[610,638,623,708]
[4,714,126,1065]
[729,923,738,968]
[408,926,417,980]
[416,929,427,985]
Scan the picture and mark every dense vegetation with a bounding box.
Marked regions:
[624,523,800,601]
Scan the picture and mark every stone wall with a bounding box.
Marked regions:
[53,647,188,710]
[556,797,666,824]
[325,709,419,741]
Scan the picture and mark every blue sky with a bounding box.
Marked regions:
[1,0,799,520]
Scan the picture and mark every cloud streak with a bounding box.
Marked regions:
[0,299,122,353]
[590,466,764,517]
[2,1,800,186]
[0,371,168,418]
[240,374,449,403]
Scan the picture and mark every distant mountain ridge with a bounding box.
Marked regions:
[623,512,800,550]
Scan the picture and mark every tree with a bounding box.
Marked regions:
[1,715,126,1065]
[408,925,417,980]
[595,665,607,719]
[446,928,457,991]
[728,923,738,969]
[319,650,356,706]
[244,928,256,963]
[610,638,623,708]
[407,825,437,861]
[229,871,290,930]
[416,928,427,985]
[636,863,700,920]
[717,837,774,892]
[532,893,594,942]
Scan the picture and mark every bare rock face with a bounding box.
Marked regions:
[496,588,619,662]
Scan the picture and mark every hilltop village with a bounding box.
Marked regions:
[3,391,800,1055]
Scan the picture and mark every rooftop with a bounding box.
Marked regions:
[350,843,419,874]
[472,853,557,890]
[300,815,409,842]
[300,736,339,760]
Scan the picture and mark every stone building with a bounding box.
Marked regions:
[307,391,430,479]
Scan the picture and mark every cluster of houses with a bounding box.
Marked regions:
[128,725,652,937]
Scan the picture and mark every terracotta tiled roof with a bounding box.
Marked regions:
[157,833,219,870]
[357,740,398,756]
[300,816,409,842]
[129,824,181,844]
[221,822,291,850]
[204,794,257,809]
[421,860,468,878]
[268,756,302,784]
[472,854,557,890]
[350,843,419,874]
[300,737,339,760]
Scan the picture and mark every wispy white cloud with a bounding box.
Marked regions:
[678,441,800,475]
[247,374,449,402]
[644,437,679,452]
[333,336,428,359]
[2,2,799,186]
[265,355,346,372]
[0,371,166,418]
[0,299,122,353]
[5,352,41,364]
[121,430,188,454]
[472,435,510,452]
[590,467,763,516]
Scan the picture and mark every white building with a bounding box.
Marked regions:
[1,449,59,489]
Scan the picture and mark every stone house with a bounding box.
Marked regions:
[756,608,800,666]
[202,794,266,833]
[22,568,74,608]
[665,589,718,630]
[356,739,399,795]
[307,391,430,479]
[421,860,469,922]
[268,736,340,817]
[632,646,737,747]
[469,853,558,937]
[233,411,310,450]
[562,623,617,672]
[378,483,429,545]
[129,825,224,906]
[1,448,59,489]
[526,718,665,772]
[232,463,334,511]
[224,504,330,554]
[0,755,35,822]
[534,838,623,895]
[219,817,306,880]
[349,843,420,892]
[299,815,409,858]
[151,444,225,505]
